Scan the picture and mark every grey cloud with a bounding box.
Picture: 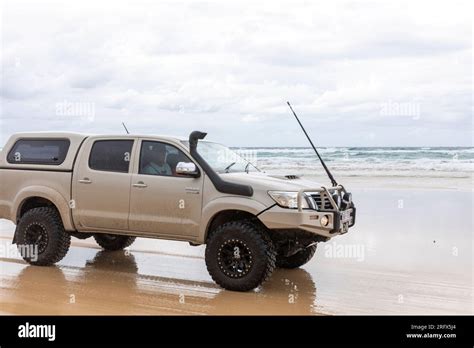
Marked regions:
[0,0,472,146]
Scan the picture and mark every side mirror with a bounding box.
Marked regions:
[176,162,200,177]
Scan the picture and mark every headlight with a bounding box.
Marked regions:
[268,191,309,209]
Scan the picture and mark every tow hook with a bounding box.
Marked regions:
[283,239,310,257]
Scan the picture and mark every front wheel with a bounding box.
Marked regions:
[276,244,317,269]
[205,221,276,292]
[94,234,136,251]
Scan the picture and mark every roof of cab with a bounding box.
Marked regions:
[0,132,191,171]
[8,132,189,142]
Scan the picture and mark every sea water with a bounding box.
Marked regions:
[232,147,474,178]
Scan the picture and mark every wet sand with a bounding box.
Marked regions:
[0,188,472,315]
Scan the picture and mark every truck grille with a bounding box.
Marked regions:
[310,193,334,210]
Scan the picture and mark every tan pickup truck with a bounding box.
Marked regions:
[0,131,355,291]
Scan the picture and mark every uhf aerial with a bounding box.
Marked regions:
[122,122,130,134]
[287,101,338,187]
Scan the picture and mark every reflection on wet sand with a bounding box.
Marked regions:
[2,249,318,315]
[1,187,471,315]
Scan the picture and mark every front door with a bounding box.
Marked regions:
[128,139,203,238]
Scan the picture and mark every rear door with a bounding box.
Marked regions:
[72,137,136,231]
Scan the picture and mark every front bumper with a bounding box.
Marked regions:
[259,186,356,238]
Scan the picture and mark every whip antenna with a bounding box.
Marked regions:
[287,101,338,187]
[122,122,130,134]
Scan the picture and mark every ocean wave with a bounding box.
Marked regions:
[249,147,474,176]
[237,147,474,160]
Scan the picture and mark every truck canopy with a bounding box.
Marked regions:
[0,132,89,171]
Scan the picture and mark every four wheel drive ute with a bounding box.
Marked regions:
[0,128,356,291]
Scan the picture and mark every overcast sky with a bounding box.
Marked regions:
[0,0,472,147]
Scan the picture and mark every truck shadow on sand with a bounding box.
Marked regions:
[11,249,320,315]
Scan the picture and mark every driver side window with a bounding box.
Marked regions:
[139,141,194,177]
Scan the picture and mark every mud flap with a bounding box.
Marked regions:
[12,230,17,244]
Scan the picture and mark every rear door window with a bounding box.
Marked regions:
[7,139,70,165]
[89,140,133,173]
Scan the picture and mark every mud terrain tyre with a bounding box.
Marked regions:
[276,244,317,269]
[15,207,71,266]
[205,221,276,292]
[94,234,136,251]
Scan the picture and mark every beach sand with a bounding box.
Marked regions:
[0,180,472,315]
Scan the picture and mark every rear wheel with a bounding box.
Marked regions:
[94,234,136,251]
[276,244,317,269]
[205,221,276,292]
[15,207,71,266]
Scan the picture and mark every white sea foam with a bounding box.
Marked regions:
[245,147,474,177]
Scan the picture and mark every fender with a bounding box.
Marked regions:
[198,196,268,243]
[12,185,75,232]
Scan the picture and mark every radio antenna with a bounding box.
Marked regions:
[122,122,130,134]
[287,101,338,187]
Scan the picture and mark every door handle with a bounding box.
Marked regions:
[133,181,148,188]
[79,178,92,184]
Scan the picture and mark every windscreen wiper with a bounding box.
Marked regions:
[224,162,236,173]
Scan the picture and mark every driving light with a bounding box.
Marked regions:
[268,191,309,209]
[342,192,353,209]
[320,215,330,227]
